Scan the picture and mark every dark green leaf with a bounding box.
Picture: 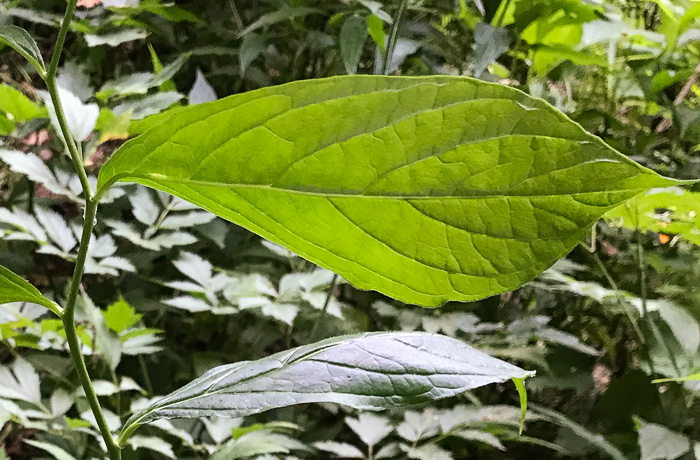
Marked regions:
[0,264,61,317]
[239,33,265,76]
[340,15,368,75]
[97,76,679,306]
[0,26,46,77]
[238,7,321,37]
[119,332,533,441]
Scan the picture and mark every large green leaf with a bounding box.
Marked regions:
[0,264,61,316]
[118,332,533,443]
[97,75,678,306]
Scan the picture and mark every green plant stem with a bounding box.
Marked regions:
[46,77,92,197]
[592,253,645,344]
[62,199,121,459]
[47,1,122,457]
[45,0,92,197]
[382,0,408,75]
[309,274,339,340]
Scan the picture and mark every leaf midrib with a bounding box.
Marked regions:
[121,173,647,201]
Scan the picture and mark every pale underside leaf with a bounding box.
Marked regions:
[97,75,678,306]
[119,332,533,441]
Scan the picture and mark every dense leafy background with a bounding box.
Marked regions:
[0,0,699,459]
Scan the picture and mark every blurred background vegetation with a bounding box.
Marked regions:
[0,0,699,458]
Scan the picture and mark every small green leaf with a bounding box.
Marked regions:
[0,264,62,317]
[118,332,533,443]
[102,298,142,333]
[367,14,386,53]
[512,377,528,435]
[340,15,369,75]
[0,26,46,77]
[97,75,681,307]
[240,33,266,76]
[652,373,700,384]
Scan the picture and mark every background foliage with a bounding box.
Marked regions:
[0,0,699,458]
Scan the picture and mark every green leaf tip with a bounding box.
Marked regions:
[97,75,680,307]
[0,264,63,317]
[0,25,47,78]
[512,376,531,435]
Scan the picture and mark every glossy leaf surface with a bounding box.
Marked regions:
[120,332,533,441]
[0,264,61,316]
[97,75,677,306]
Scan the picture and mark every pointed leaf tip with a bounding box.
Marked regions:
[0,26,47,77]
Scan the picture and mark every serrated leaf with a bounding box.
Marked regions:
[340,15,368,75]
[103,298,142,333]
[34,207,77,253]
[473,23,510,76]
[160,210,216,229]
[113,91,182,119]
[85,29,148,47]
[0,25,46,76]
[638,423,691,460]
[129,186,160,225]
[315,441,364,458]
[118,332,533,441]
[0,150,73,198]
[345,413,393,447]
[0,264,61,316]
[211,430,308,460]
[0,359,41,403]
[97,75,679,307]
[39,86,99,142]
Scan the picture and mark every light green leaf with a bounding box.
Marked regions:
[103,298,142,333]
[118,331,533,443]
[0,264,61,316]
[340,15,368,75]
[367,14,386,53]
[513,377,528,435]
[0,25,46,77]
[0,85,45,122]
[97,75,679,307]
[652,373,700,384]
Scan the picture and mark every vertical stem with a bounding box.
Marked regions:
[309,274,339,341]
[62,200,121,459]
[635,230,681,376]
[48,1,122,458]
[383,0,408,75]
